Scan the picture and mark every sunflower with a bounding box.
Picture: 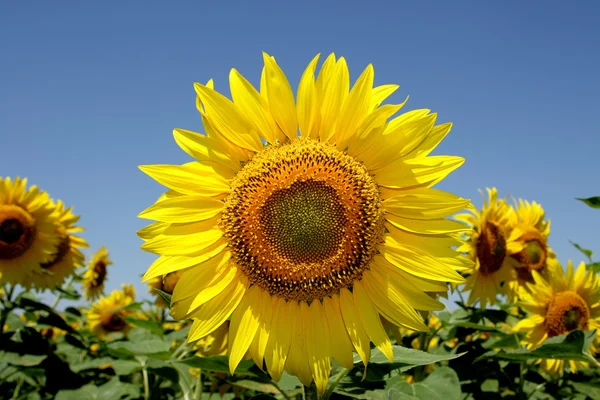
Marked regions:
[83,246,112,300]
[87,284,136,339]
[195,320,230,357]
[514,261,600,375]
[505,199,560,301]
[138,53,470,393]
[455,188,519,309]
[147,269,184,308]
[21,201,88,290]
[0,177,62,285]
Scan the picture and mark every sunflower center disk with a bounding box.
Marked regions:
[0,206,37,260]
[545,291,590,337]
[513,236,547,271]
[103,313,127,332]
[476,221,506,276]
[221,139,384,302]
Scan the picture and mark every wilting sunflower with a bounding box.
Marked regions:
[87,284,136,339]
[0,177,61,285]
[147,269,184,308]
[21,201,88,290]
[455,188,519,309]
[514,261,600,375]
[139,52,470,393]
[505,199,560,301]
[83,246,112,300]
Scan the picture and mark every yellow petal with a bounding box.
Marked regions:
[141,240,228,281]
[140,218,223,256]
[302,301,331,395]
[297,54,321,139]
[262,53,298,140]
[362,270,427,332]
[407,122,453,158]
[138,195,223,223]
[172,129,239,176]
[249,289,273,369]
[228,285,262,374]
[137,221,169,240]
[318,56,349,143]
[285,302,313,386]
[374,156,465,189]
[169,251,231,303]
[335,64,374,147]
[322,296,355,369]
[139,163,230,196]
[187,276,247,342]
[370,84,400,111]
[339,289,371,365]
[381,238,465,283]
[353,280,393,361]
[383,188,471,220]
[194,83,263,152]
[229,68,282,144]
[264,297,292,381]
[386,214,469,235]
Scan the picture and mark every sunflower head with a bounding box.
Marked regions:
[21,201,89,290]
[83,246,112,300]
[87,284,136,338]
[139,53,469,393]
[515,261,600,375]
[0,177,61,285]
[505,199,559,300]
[456,188,517,309]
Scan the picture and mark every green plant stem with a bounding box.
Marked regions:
[51,275,74,309]
[518,361,525,399]
[457,289,466,305]
[142,365,150,400]
[192,369,202,400]
[413,332,428,382]
[321,368,350,400]
[0,285,16,334]
[10,377,23,399]
[303,382,319,400]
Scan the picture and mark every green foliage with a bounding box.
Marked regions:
[576,196,600,209]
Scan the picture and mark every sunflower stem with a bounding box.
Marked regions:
[142,363,150,400]
[192,369,202,400]
[518,361,525,399]
[51,275,74,309]
[302,382,319,400]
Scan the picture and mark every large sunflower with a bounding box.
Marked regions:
[87,284,137,339]
[505,199,560,301]
[455,188,519,309]
[138,53,470,393]
[83,246,112,300]
[514,261,600,375]
[0,177,61,285]
[21,201,88,290]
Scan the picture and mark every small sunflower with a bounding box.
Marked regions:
[83,246,112,300]
[505,199,560,301]
[515,261,600,375]
[0,177,61,285]
[456,188,518,309]
[87,283,136,339]
[139,53,470,393]
[21,201,88,290]
[147,269,184,308]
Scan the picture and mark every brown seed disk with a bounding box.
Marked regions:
[476,221,507,276]
[545,290,590,337]
[220,139,384,302]
[0,205,37,261]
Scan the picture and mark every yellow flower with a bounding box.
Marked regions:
[505,199,560,301]
[0,177,61,285]
[87,284,136,338]
[147,269,184,308]
[82,246,112,300]
[138,53,470,393]
[21,201,89,290]
[514,261,600,375]
[456,188,518,309]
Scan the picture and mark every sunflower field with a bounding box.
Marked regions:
[1,54,600,400]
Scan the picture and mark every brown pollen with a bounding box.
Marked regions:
[476,221,506,276]
[545,291,590,337]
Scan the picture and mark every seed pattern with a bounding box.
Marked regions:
[221,139,384,302]
[476,221,506,276]
[0,206,36,260]
[545,290,590,337]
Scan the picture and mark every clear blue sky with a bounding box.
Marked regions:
[1,1,599,303]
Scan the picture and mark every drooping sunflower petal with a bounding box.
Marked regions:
[229,285,262,374]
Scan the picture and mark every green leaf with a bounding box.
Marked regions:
[228,379,280,394]
[362,367,462,400]
[154,288,172,308]
[587,262,600,273]
[70,357,115,372]
[54,285,81,300]
[477,330,599,364]
[570,241,594,261]
[55,384,99,400]
[55,377,140,400]
[482,334,520,350]
[354,345,465,372]
[576,196,600,209]
[111,360,143,375]
[176,355,259,376]
[107,339,171,359]
[572,382,600,400]
[0,352,47,367]
[451,322,499,332]
[124,317,164,336]
[276,372,301,391]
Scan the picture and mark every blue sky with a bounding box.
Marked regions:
[1,1,599,304]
